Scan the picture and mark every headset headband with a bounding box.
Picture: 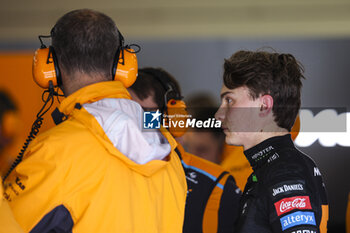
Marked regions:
[112,30,125,77]
[139,68,182,112]
[139,68,182,102]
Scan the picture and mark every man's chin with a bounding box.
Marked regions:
[225,134,243,147]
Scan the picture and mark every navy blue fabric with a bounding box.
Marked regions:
[30,205,73,233]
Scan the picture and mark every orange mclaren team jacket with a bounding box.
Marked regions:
[3,81,187,233]
[176,144,241,233]
[220,144,252,191]
[0,185,24,233]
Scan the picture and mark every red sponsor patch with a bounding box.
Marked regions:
[274,196,312,216]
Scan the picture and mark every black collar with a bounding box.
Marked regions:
[244,134,295,171]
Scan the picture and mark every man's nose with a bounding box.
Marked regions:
[215,106,224,122]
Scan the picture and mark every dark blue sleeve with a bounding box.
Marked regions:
[218,175,242,233]
[30,205,73,233]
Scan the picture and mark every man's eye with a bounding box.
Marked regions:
[225,97,233,104]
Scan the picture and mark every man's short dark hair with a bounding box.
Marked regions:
[129,67,181,111]
[223,50,305,131]
[52,9,120,80]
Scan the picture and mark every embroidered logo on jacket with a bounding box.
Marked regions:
[274,196,312,216]
[186,172,198,184]
[314,167,322,176]
[251,145,274,161]
[280,211,316,231]
[272,183,304,197]
[291,230,316,233]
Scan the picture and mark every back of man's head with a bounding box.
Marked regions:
[52,9,120,81]
[129,67,181,111]
[223,50,305,131]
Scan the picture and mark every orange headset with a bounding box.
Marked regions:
[139,68,188,137]
[2,30,140,183]
[32,30,139,89]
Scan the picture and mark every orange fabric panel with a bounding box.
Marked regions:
[202,173,229,233]
[320,204,329,233]
[0,185,24,233]
[220,144,253,190]
[178,144,226,178]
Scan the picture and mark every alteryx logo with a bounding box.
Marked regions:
[143,110,162,129]
[280,211,316,231]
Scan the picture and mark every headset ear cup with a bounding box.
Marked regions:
[113,49,138,88]
[32,47,59,88]
[166,99,189,137]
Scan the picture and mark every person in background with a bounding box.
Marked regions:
[215,50,328,233]
[0,91,24,233]
[185,93,252,191]
[0,91,17,151]
[219,144,251,191]
[0,91,21,176]
[183,109,225,164]
[128,67,241,233]
[184,93,226,164]
[3,9,186,233]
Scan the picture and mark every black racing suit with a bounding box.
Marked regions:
[235,134,328,233]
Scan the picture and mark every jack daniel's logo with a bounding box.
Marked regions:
[272,183,304,196]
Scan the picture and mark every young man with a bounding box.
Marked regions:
[3,9,187,232]
[215,50,328,233]
[128,67,241,233]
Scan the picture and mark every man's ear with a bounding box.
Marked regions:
[259,94,273,117]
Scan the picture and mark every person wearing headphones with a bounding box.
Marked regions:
[128,67,241,233]
[3,9,187,233]
[215,50,328,233]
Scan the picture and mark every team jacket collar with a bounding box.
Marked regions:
[243,134,294,171]
[57,81,179,176]
[58,81,131,116]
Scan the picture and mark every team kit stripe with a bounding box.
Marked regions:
[181,161,224,190]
